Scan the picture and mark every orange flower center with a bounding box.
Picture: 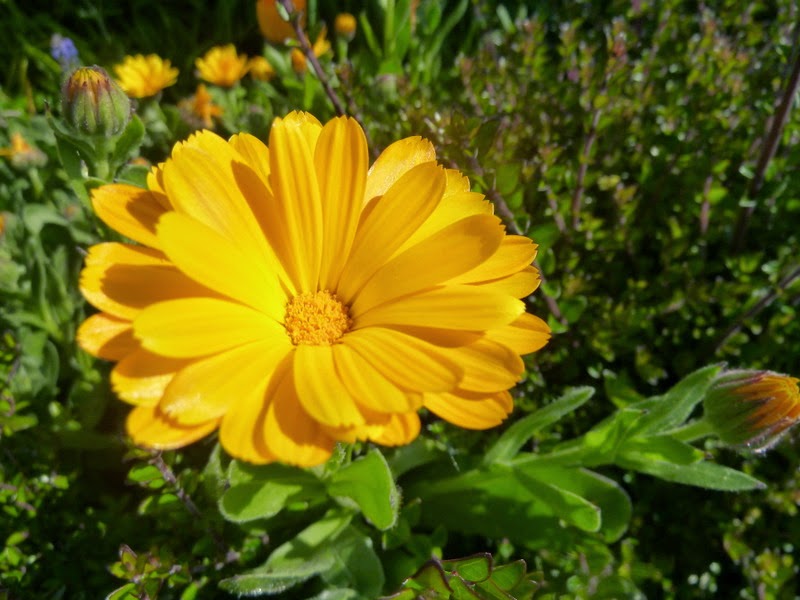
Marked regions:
[284,290,351,345]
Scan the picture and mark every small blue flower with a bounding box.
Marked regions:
[51,34,80,72]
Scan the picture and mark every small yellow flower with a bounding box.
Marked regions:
[291,28,332,74]
[77,112,550,466]
[704,370,800,451]
[179,84,223,129]
[334,13,357,41]
[248,56,276,82]
[257,0,306,44]
[0,132,47,168]
[195,45,249,87]
[114,54,179,98]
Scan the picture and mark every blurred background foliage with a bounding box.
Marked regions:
[2,0,800,597]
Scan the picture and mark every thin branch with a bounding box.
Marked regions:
[732,38,800,251]
[278,0,371,152]
[149,452,229,555]
[712,264,800,354]
[571,105,602,230]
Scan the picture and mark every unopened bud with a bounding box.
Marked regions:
[704,369,800,451]
[61,66,131,138]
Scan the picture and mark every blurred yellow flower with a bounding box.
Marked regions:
[179,84,223,128]
[291,27,331,74]
[114,54,179,98]
[334,12,357,40]
[705,370,800,451]
[248,56,276,81]
[0,132,47,168]
[195,45,249,87]
[257,0,306,44]
[77,112,550,466]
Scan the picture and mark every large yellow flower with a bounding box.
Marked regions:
[77,112,550,466]
[114,54,179,98]
[195,45,249,87]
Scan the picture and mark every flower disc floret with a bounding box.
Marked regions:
[77,112,551,466]
[285,291,352,345]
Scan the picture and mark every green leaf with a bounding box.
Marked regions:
[321,526,385,598]
[449,576,483,599]
[110,114,145,172]
[512,468,601,533]
[220,512,352,595]
[617,456,765,491]
[517,464,631,543]
[328,448,400,530]
[218,480,306,523]
[488,561,526,591]
[267,511,353,567]
[618,435,704,466]
[484,387,594,465]
[105,583,138,600]
[630,364,722,436]
[442,554,491,583]
[578,406,647,465]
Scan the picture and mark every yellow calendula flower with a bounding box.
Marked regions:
[257,0,306,44]
[114,54,179,98]
[77,112,550,466]
[291,28,332,74]
[248,56,276,81]
[334,13,357,40]
[179,84,223,129]
[0,132,47,168]
[195,45,249,87]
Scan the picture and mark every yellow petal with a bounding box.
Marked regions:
[355,285,524,331]
[162,338,290,424]
[134,297,286,358]
[293,344,365,427]
[485,312,551,355]
[268,114,325,291]
[228,132,271,190]
[80,243,214,320]
[343,327,462,392]
[470,266,541,298]
[386,326,483,348]
[365,136,436,202]
[446,338,524,393]
[396,191,494,256]
[368,412,421,446]
[264,361,336,467]
[91,184,168,248]
[281,111,323,149]
[338,162,445,302]
[163,131,279,276]
[127,405,218,450]
[332,342,419,413]
[449,235,538,284]
[77,313,137,360]
[424,391,514,429]
[315,116,369,290]
[112,349,191,406]
[352,214,505,315]
[157,212,286,319]
[218,363,277,464]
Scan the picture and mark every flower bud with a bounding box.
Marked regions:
[704,369,800,451]
[61,66,131,138]
[334,13,357,41]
